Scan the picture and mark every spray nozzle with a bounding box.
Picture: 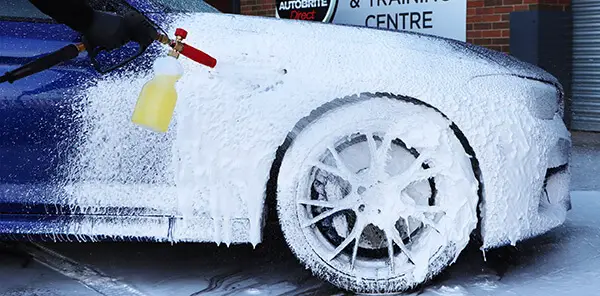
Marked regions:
[156,28,217,68]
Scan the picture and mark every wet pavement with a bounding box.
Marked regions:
[1,131,600,296]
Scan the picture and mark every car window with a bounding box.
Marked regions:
[0,0,219,22]
[0,0,134,22]
[146,0,219,13]
[0,0,53,21]
[87,0,135,14]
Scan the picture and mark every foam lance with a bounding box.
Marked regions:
[131,28,217,133]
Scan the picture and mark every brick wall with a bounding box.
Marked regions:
[467,0,570,53]
[240,0,276,16]
[205,0,234,12]
[237,0,570,53]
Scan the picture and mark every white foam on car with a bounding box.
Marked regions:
[57,11,569,267]
[274,97,479,290]
[153,55,184,77]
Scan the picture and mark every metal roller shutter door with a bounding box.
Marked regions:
[572,0,600,131]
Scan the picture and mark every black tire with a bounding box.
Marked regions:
[275,94,479,294]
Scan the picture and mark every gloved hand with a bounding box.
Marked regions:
[82,10,128,52]
[82,10,158,52]
[123,11,159,50]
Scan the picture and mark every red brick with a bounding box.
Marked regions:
[469,0,486,7]
[492,21,509,29]
[481,15,503,22]
[492,38,510,44]
[494,6,515,13]
[473,38,493,45]
[240,0,276,16]
[474,22,492,29]
[485,0,502,6]
[503,0,523,4]
[467,15,483,23]
[476,7,496,14]
[501,29,511,37]
[468,30,483,38]
[481,30,503,37]
[514,4,529,10]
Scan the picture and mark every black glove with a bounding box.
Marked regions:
[123,11,159,50]
[82,10,128,52]
[82,10,158,52]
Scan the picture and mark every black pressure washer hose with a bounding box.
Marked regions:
[0,43,85,84]
[0,2,216,85]
[0,1,165,85]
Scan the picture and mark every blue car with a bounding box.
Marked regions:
[0,0,218,240]
[1,1,572,294]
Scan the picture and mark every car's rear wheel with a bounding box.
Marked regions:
[276,95,480,293]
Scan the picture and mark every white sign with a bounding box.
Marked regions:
[276,0,467,41]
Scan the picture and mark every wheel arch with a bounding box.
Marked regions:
[263,92,485,244]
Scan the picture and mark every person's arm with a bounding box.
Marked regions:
[29,0,158,56]
[28,0,95,33]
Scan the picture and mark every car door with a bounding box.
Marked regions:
[0,0,176,218]
[0,0,98,213]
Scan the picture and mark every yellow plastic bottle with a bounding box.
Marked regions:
[131,52,184,133]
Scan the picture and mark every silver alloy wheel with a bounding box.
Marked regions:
[276,95,479,294]
[302,132,442,276]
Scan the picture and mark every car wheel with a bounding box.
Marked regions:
[276,94,480,293]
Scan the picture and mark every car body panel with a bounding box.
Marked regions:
[0,6,570,249]
[0,1,217,235]
[0,1,161,218]
[0,7,97,223]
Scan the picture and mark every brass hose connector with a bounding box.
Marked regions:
[168,35,182,59]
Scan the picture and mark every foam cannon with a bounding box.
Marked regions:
[0,27,217,133]
[0,28,215,83]
[132,28,217,133]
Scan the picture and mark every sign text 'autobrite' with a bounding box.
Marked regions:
[275,0,466,41]
[276,0,337,22]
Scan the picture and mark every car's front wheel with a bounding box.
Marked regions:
[275,94,480,293]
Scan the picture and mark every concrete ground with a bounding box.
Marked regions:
[1,131,599,296]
